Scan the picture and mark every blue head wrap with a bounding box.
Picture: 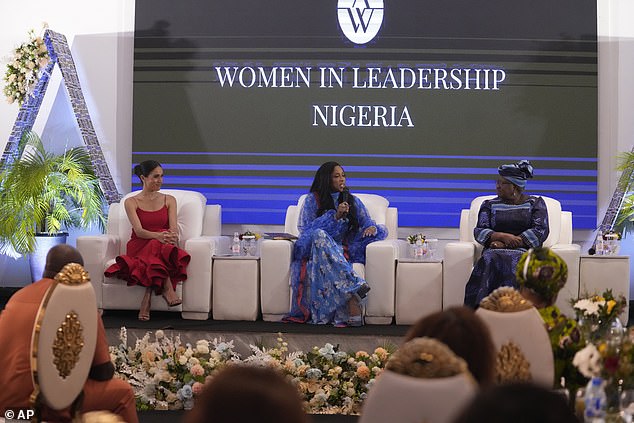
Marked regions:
[498,160,534,188]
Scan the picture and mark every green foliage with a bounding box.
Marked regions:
[615,151,634,237]
[0,131,105,254]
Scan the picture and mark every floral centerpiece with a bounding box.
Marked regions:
[110,328,393,414]
[3,25,50,106]
[571,289,627,344]
[572,328,634,415]
[239,230,260,255]
[110,327,240,410]
[406,233,425,244]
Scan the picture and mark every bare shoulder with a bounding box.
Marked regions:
[165,194,177,207]
[124,195,139,209]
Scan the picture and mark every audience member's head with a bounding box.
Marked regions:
[184,365,309,423]
[452,382,577,423]
[42,244,84,279]
[516,247,568,308]
[404,306,496,387]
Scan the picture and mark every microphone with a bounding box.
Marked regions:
[338,187,350,218]
[341,186,349,204]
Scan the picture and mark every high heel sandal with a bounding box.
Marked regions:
[162,282,182,307]
[138,292,151,321]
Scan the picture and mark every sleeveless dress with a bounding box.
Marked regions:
[104,202,191,292]
[283,192,388,325]
[463,196,549,308]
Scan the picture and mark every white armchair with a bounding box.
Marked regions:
[260,193,399,324]
[76,189,229,320]
[443,195,580,315]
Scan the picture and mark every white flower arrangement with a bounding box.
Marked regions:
[3,24,50,106]
[572,343,602,378]
[110,328,393,415]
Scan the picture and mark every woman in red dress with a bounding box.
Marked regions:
[105,160,190,320]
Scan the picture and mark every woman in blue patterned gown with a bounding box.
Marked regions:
[464,160,550,308]
[283,162,388,326]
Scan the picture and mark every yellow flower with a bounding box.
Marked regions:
[598,343,608,354]
[607,300,616,314]
[355,351,369,359]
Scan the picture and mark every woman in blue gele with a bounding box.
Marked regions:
[464,160,549,308]
[283,161,388,327]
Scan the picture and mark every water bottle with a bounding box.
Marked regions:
[231,232,241,255]
[595,231,604,255]
[584,376,607,422]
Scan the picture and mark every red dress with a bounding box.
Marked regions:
[104,205,190,291]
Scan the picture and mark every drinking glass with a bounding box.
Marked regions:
[620,389,634,423]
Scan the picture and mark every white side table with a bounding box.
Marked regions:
[579,254,630,325]
[395,259,443,325]
[212,255,260,321]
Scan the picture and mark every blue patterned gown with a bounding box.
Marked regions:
[284,192,388,325]
[464,196,549,308]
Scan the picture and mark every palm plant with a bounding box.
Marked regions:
[614,150,634,237]
[0,131,105,255]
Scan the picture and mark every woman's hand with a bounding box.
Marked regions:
[491,232,523,248]
[335,202,350,220]
[159,230,178,245]
[363,226,377,238]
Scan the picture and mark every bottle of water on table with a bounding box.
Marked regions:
[231,232,241,255]
[584,376,607,422]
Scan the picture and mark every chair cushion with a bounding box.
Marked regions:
[359,370,476,423]
[113,189,206,253]
[476,307,554,386]
[32,273,98,410]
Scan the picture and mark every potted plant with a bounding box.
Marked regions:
[0,131,105,280]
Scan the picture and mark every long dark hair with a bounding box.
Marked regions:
[309,161,359,232]
[134,160,161,182]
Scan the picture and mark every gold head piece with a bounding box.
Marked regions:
[479,287,532,312]
[386,337,469,379]
[54,262,90,286]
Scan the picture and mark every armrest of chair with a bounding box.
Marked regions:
[76,234,120,308]
[260,239,294,320]
[550,242,581,316]
[365,239,399,324]
[386,207,398,240]
[442,241,477,309]
[183,235,231,318]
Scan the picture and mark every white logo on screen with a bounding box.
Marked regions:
[337,0,384,45]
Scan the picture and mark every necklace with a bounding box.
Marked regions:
[141,191,159,201]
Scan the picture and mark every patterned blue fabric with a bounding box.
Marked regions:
[284,193,388,325]
[464,196,549,308]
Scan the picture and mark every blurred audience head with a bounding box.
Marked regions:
[516,247,568,308]
[42,244,84,279]
[404,306,496,387]
[184,365,309,423]
[452,382,577,423]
